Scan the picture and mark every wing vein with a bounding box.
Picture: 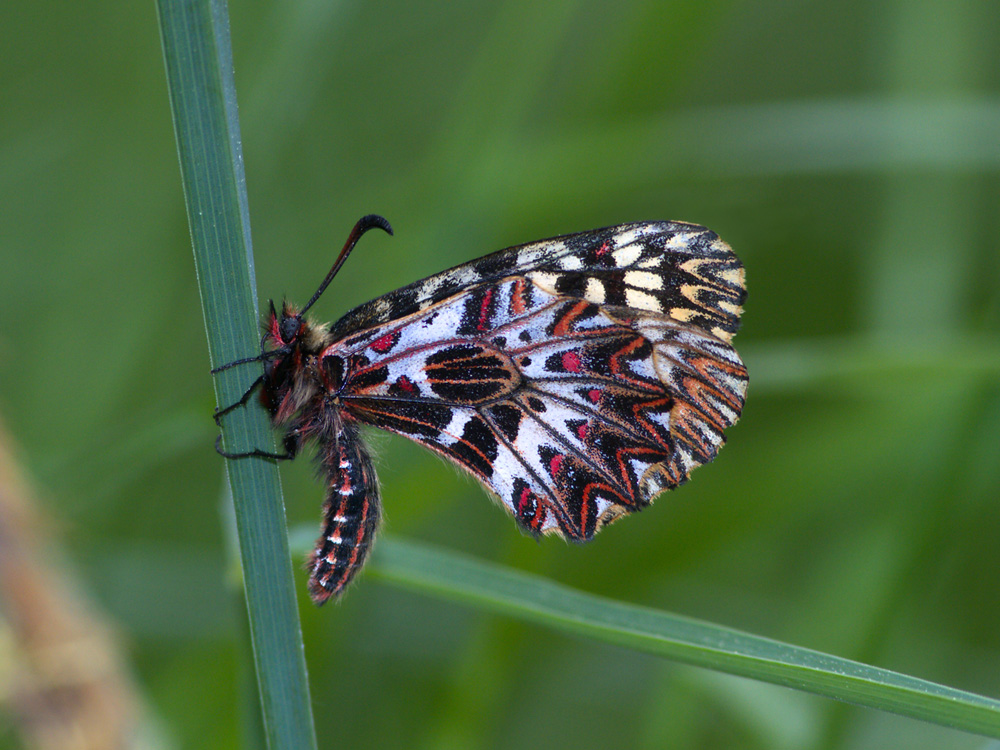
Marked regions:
[525,384,661,447]
[477,408,557,504]
[512,395,623,490]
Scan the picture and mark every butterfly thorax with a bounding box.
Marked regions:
[253,302,381,603]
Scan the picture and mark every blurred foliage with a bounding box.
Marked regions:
[1,0,998,748]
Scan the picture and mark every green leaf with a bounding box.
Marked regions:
[357,536,1000,739]
[157,1,316,747]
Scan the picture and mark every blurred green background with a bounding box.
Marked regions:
[2,0,999,748]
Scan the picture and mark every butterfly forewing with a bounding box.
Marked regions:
[326,223,747,541]
[330,222,745,344]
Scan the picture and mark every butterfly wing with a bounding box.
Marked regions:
[330,222,744,344]
[328,222,747,540]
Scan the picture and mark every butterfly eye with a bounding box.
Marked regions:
[280,315,301,343]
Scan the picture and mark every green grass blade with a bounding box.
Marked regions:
[157,1,316,747]
[360,536,1000,739]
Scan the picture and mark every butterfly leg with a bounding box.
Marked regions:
[213,433,297,461]
[213,374,265,425]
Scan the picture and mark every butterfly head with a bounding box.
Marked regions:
[262,300,329,361]
[277,303,304,346]
[254,301,326,418]
[265,300,303,349]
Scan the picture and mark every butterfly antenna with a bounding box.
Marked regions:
[299,214,393,317]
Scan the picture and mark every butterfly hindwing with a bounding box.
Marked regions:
[323,223,747,540]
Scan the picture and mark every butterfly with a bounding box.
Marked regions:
[214,215,747,604]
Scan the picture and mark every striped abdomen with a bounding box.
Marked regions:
[307,424,381,603]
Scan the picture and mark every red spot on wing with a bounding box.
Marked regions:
[396,375,415,393]
[516,487,545,531]
[510,278,528,315]
[477,288,495,332]
[517,486,533,513]
[561,350,582,372]
[577,423,589,441]
[370,331,398,353]
[588,388,601,403]
[549,454,564,476]
[595,241,610,257]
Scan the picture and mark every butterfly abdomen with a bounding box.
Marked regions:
[307,422,382,604]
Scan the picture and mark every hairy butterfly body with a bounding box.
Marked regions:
[214,215,748,603]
